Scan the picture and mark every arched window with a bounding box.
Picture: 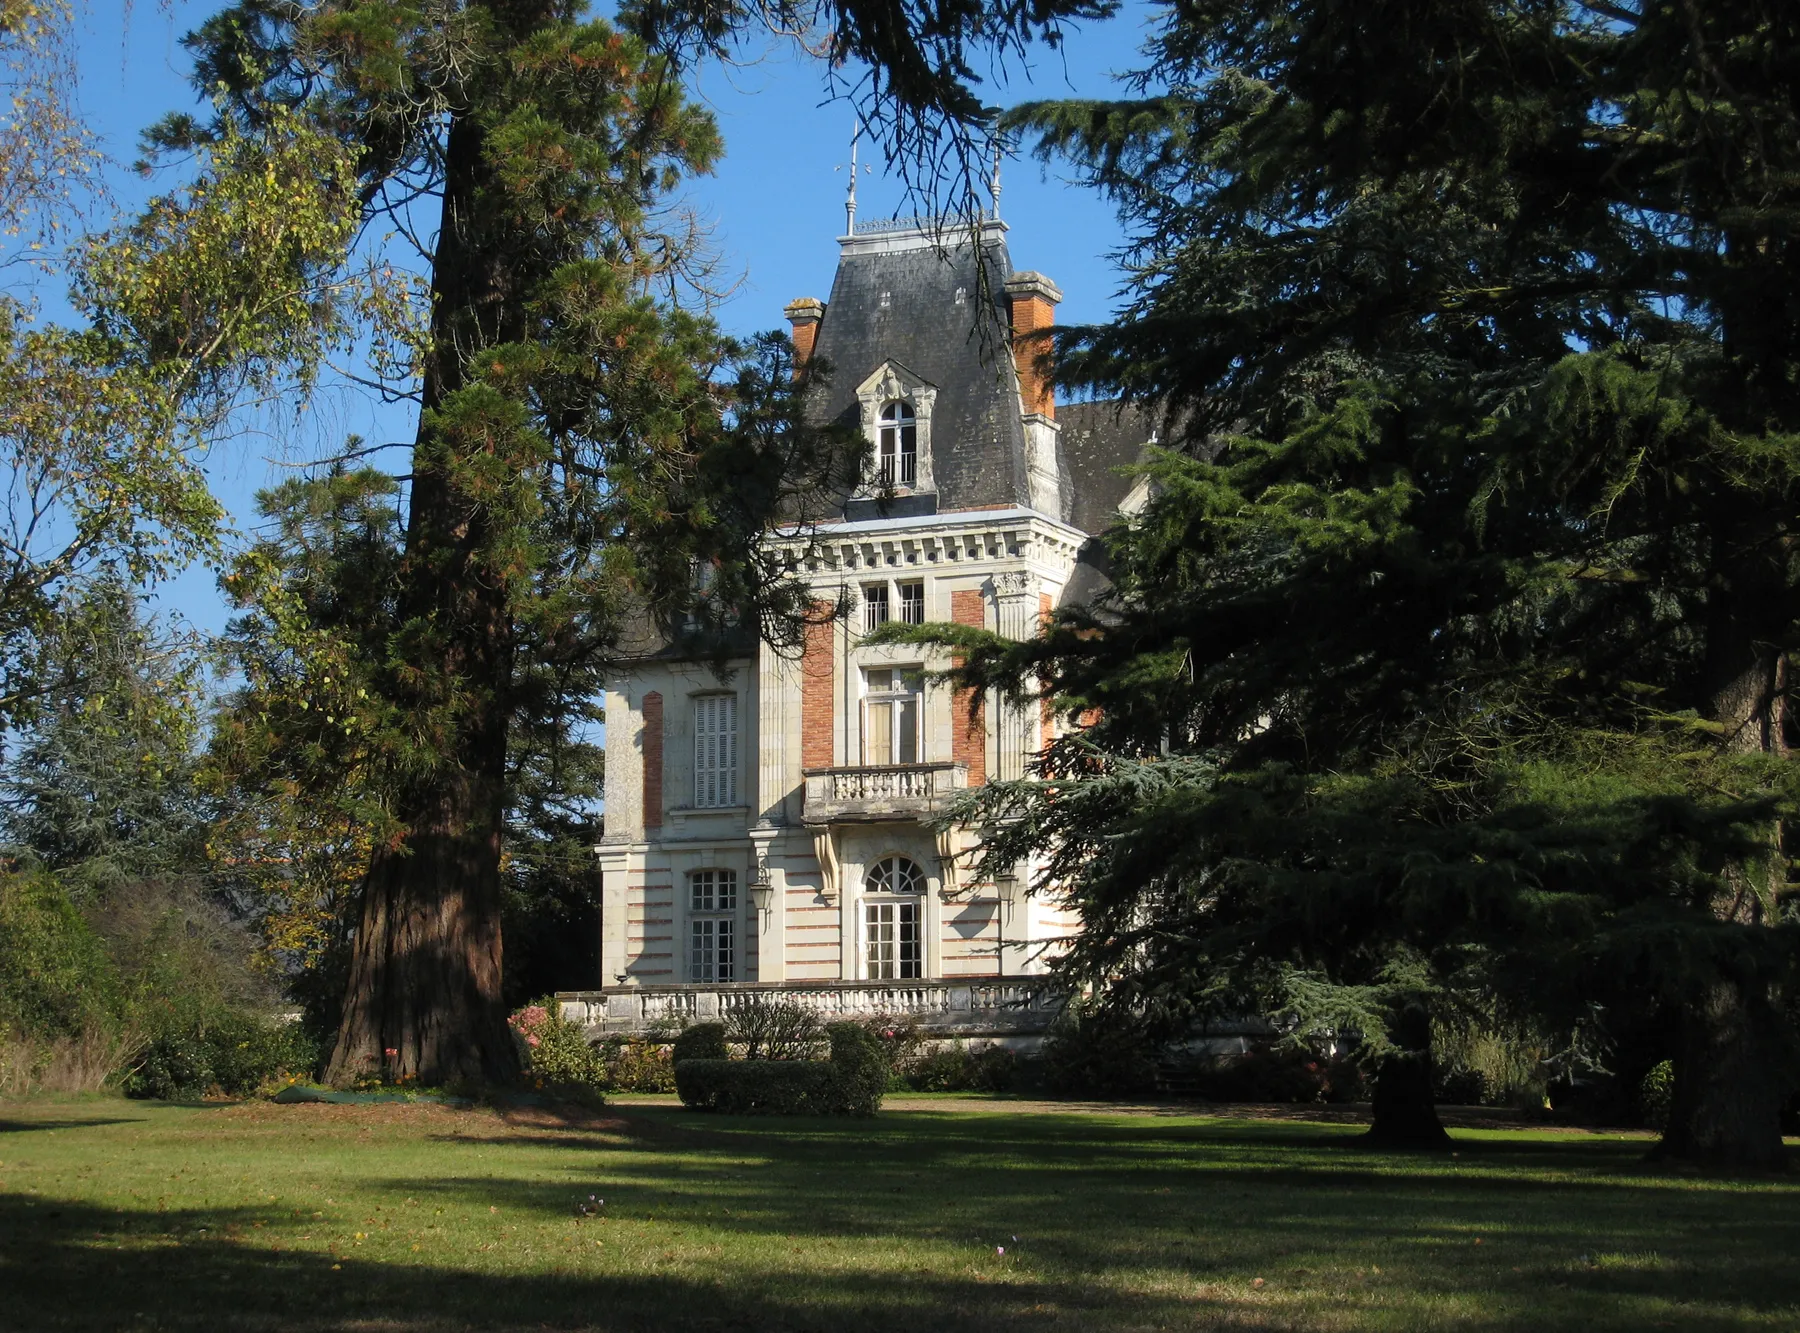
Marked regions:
[863,855,924,979]
[878,401,917,487]
[865,855,925,896]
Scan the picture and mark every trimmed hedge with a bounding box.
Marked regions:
[674,1022,885,1116]
[672,1021,728,1064]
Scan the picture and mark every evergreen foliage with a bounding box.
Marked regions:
[1,576,209,898]
[892,0,1800,1165]
[165,0,863,1085]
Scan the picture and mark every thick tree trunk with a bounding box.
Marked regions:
[326,92,531,1086]
[1655,589,1791,1168]
[1364,999,1451,1148]
[1652,979,1788,1171]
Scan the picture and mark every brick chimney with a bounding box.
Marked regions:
[1004,272,1063,418]
[784,297,825,371]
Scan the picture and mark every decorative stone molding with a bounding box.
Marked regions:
[853,359,938,498]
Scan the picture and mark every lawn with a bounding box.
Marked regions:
[1,1096,1796,1331]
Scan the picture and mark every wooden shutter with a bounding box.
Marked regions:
[693,694,737,807]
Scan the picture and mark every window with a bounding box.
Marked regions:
[854,365,935,498]
[690,868,738,912]
[864,856,924,980]
[898,581,924,625]
[863,667,922,766]
[689,869,737,982]
[878,402,917,487]
[862,582,890,633]
[692,693,738,807]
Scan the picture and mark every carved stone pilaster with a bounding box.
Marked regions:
[993,571,1038,781]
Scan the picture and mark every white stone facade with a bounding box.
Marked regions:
[584,219,1142,1024]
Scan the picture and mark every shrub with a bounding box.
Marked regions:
[823,1021,886,1115]
[904,1039,1018,1093]
[673,1021,886,1116]
[1041,1009,1159,1097]
[0,872,121,1041]
[671,1021,728,1064]
[1640,1060,1674,1129]
[728,998,823,1060]
[856,1016,927,1091]
[674,1057,835,1114]
[600,1037,676,1092]
[125,1014,318,1100]
[509,999,606,1098]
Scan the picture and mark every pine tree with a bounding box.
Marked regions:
[170,0,860,1084]
[916,0,1800,1163]
[0,575,209,897]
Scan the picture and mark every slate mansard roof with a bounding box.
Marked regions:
[807,222,1034,521]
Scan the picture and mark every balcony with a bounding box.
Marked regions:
[802,762,967,825]
[558,979,1064,1039]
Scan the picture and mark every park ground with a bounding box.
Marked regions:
[1,1094,1797,1331]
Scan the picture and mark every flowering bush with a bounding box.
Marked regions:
[508,1005,550,1049]
[509,999,605,1097]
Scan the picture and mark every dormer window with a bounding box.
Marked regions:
[878,402,917,486]
[855,361,937,497]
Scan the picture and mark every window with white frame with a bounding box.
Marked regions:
[863,855,925,979]
[862,582,890,633]
[689,868,737,982]
[877,402,917,486]
[854,365,936,498]
[692,693,738,807]
[862,667,922,766]
[862,580,923,634]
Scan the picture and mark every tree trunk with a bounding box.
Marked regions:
[1364,999,1451,1148]
[326,96,528,1087]
[1652,979,1788,1171]
[1655,580,1791,1168]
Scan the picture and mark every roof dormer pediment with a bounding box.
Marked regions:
[854,358,936,407]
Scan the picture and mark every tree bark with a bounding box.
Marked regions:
[326,93,528,1087]
[1655,571,1791,1168]
[1653,978,1789,1171]
[1364,999,1451,1148]
[1656,582,1800,1165]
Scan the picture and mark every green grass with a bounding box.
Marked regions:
[1,1096,1796,1331]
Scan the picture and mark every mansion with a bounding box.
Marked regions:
[561,208,1147,1040]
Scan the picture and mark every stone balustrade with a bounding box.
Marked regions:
[557,979,1063,1040]
[801,762,966,824]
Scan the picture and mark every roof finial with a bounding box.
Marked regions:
[989,134,1002,221]
[845,118,861,235]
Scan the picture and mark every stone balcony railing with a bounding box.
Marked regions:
[557,979,1063,1039]
[801,762,966,825]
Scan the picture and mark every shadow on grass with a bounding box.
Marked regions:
[8,1103,1799,1332]
[395,1106,1800,1321]
[0,1116,147,1134]
[0,1192,1249,1333]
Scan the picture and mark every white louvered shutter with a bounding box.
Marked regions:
[693,694,737,807]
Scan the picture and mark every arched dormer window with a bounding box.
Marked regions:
[855,361,936,496]
[878,401,917,487]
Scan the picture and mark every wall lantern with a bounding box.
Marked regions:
[749,864,774,919]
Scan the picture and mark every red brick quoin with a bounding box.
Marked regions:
[801,601,836,771]
[951,589,987,786]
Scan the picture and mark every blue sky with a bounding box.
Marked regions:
[68,0,1152,631]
